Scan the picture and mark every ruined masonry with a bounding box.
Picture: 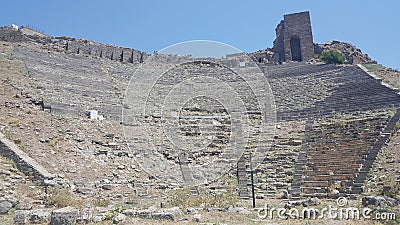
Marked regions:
[0,11,399,200]
[273,11,315,63]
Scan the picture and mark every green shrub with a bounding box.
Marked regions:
[320,50,345,64]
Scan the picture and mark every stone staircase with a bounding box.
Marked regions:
[290,120,313,198]
[352,108,400,193]
[237,156,249,198]
[293,109,398,197]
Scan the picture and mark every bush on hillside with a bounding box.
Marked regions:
[320,49,345,64]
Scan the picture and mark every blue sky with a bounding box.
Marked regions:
[1,0,399,69]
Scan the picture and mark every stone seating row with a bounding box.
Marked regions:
[297,111,396,196]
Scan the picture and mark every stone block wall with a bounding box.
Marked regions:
[0,132,54,182]
[65,38,145,63]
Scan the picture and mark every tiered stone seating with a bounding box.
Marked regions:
[12,42,400,199]
[296,110,396,197]
[13,46,123,120]
[253,121,305,198]
[262,63,400,121]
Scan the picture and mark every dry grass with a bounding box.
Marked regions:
[363,63,400,90]
[395,121,400,131]
[45,188,75,208]
[168,176,238,210]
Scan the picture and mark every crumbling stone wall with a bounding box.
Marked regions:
[0,26,148,64]
[273,11,314,63]
[65,38,145,63]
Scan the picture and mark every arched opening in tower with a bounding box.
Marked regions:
[290,37,302,61]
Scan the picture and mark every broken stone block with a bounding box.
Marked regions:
[151,213,174,221]
[101,184,112,190]
[112,213,126,224]
[192,213,201,222]
[281,190,289,199]
[0,200,13,214]
[14,210,29,224]
[290,140,302,146]
[29,209,51,224]
[89,110,98,120]
[50,206,78,225]
[302,197,320,207]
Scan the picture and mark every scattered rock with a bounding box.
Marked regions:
[122,209,136,217]
[0,200,13,214]
[76,208,95,224]
[13,209,52,224]
[186,207,200,214]
[227,206,250,215]
[362,196,399,207]
[291,140,302,146]
[136,206,157,219]
[285,200,302,208]
[192,213,201,222]
[284,198,321,208]
[147,206,157,213]
[112,213,126,224]
[14,210,29,225]
[75,187,94,196]
[256,194,265,199]
[101,184,112,190]
[151,213,174,221]
[29,209,51,224]
[163,206,181,215]
[302,197,320,207]
[281,190,289,199]
[117,165,125,170]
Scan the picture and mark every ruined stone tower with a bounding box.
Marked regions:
[273,11,314,62]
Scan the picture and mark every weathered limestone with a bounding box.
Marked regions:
[273,11,314,62]
[0,199,13,214]
[0,25,148,64]
[262,63,400,121]
[50,207,79,225]
[65,39,145,63]
[1,10,399,200]
[294,109,399,197]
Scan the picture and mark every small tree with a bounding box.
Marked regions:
[320,50,345,64]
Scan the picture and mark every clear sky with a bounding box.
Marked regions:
[1,0,399,69]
